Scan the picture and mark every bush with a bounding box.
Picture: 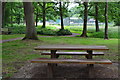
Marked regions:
[56,29,72,36]
[89,29,118,39]
[37,28,56,35]
[5,24,26,34]
[89,31,104,38]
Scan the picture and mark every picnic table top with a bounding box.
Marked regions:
[34,45,109,50]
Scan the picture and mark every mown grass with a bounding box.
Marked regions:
[2,25,118,39]
[1,25,119,78]
[37,25,118,38]
[64,26,118,38]
[1,34,51,40]
[1,34,25,40]
[2,36,118,78]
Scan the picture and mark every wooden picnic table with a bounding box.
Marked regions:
[32,45,111,78]
[35,45,109,50]
[35,45,109,59]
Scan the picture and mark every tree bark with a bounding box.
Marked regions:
[10,3,13,27]
[80,2,88,37]
[104,2,109,39]
[59,2,64,30]
[35,8,38,27]
[2,2,6,28]
[95,2,100,32]
[42,2,46,28]
[23,2,38,40]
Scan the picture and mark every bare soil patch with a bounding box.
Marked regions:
[11,61,118,79]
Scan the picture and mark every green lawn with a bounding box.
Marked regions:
[1,34,25,40]
[38,25,118,38]
[1,34,52,40]
[2,36,118,78]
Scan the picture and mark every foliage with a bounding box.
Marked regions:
[89,27,118,38]
[69,2,120,26]
[108,2,120,26]
[5,24,25,34]
[37,28,56,35]
[34,2,57,21]
[4,2,24,27]
[72,26,118,39]
[89,2,120,25]
[56,29,72,36]
[54,2,70,19]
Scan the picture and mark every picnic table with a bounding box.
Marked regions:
[31,45,112,78]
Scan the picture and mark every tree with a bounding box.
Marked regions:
[23,2,38,40]
[33,2,42,27]
[104,2,108,39]
[37,2,56,28]
[108,2,120,26]
[2,2,6,27]
[80,2,88,37]
[2,2,24,27]
[95,2,100,32]
[59,2,64,30]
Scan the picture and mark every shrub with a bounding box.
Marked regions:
[89,31,104,38]
[56,29,72,36]
[37,28,56,35]
[5,24,26,34]
[89,29,118,38]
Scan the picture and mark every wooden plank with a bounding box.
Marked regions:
[31,58,112,64]
[34,45,109,50]
[41,52,104,55]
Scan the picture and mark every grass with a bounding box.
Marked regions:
[2,25,118,39]
[1,25,119,78]
[65,26,118,38]
[1,34,53,40]
[2,36,118,78]
[37,25,118,38]
[1,34,25,40]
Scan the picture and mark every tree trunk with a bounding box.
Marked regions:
[17,14,21,24]
[0,2,2,30]
[95,2,100,32]
[10,3,13,27]
[35,8,38,27]
[80,2,88,37]
[104,2,109,39]
[2,2,6,28]
[23,2,38,40]
[36,14,38,27]
[42,2,46,28]
[59,2,64,30]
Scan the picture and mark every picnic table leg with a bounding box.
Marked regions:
[86,50,94,67]
[86,50,94,78]
[51,50,57,58]
[47,50,57,78]
[51,50,57,66]
[47,63,54,78]
[87,65,94,78]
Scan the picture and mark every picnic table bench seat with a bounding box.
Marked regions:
[40,51,104,56]
[31,58,112,64]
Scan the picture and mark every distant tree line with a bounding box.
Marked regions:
[1,1,120,40]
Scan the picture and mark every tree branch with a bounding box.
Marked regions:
[38,2,43,8]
